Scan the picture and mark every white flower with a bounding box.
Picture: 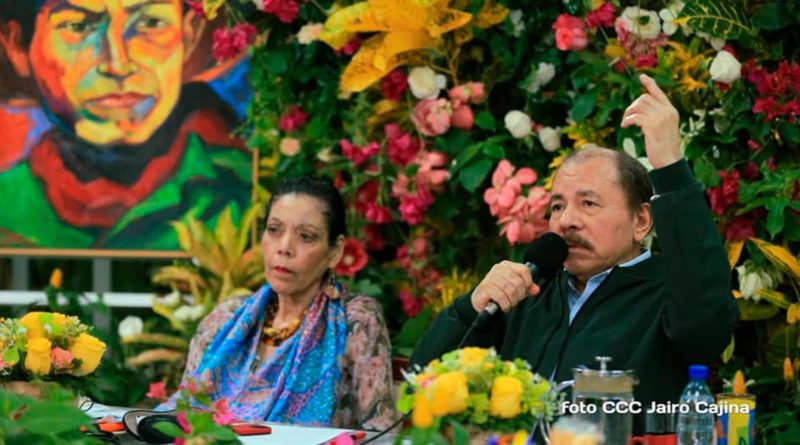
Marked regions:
[526,62,556,93]
[317,147,335,163]
[537,127,561,152]
[509,10,525,38]
[297,23,324,45]
[504,110,532,138]
[658,9,678,35]
[118,316,143,339]
[279,137,301,156]
[622,138,654,171]
[153,290,181,308]
[408,66,447,100]
[709,50,741,84]
[619,7,662,39]
[696,31,725,51]
[736,263,783,300]
[173,304,206,322]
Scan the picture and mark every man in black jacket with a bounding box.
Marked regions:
[411,74,739,421]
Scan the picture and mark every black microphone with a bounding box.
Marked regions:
[478,232,568,319]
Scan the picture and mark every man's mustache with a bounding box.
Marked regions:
[562,232,593,251]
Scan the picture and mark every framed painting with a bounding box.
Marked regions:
[0,0,253,257]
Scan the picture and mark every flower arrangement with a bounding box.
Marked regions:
[0,312,107,383]
[397,347,560,443]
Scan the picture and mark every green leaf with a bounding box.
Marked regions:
[392,306,434,353]
[736,299,780,321]
[458,159,495,193]
[451,143,483,174]
[778,122,800,147]
[570,89,598,122]
[153,421,184,438]
[692,158,720,188]
[765,197,790,238]
[482,143,505,160]
[3,346,19,365]
[721,336,735,363]
[449,420,470,445]
[474,111,496,131]
[210,427,239,441]
[265,48,291,75]
[751,3,792,31]
[680,0,754,40]
[17,402,92,434]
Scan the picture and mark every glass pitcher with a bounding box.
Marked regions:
[552,356,639,445]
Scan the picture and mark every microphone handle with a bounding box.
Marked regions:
[478,261,539,319]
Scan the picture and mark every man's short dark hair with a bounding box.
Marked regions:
[0,1,42,47]
[561,146,653,213]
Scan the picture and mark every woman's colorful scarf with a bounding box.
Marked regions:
[181,277,348,424]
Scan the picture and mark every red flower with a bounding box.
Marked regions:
[381,69,408,101]
[177,412,191,433]
[707,170,740,216]
[279,105,309,132]
[364,225,385,251]
[385,123,421,167]
[451,104,474,130]
[741,162,761,181]
[212,23,257,62]
[340,139,380,166]
[586,2,615,29]
[146,382,168,402]
[726,213,756,241]
[552,14,588,51]
[212,399,235,425]
[399,290,424,318]
[185,0,205,18]
[335,238,368,277]
[260,0,300,23]
[337,36,362,56]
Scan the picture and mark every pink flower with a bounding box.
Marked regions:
[448,82,486,104]
[385,123,422,167]
[146,382,168,402]
[177,412,191,433]
[279,138,301,156]
[451,104,474,130]
[381,69,409,101]
[416,151,449,193]
[212,399,235,425]
[498,186,550,245]
[365,203,392,224]
[340,139,380,166]
[259,0,300,23]
[333,432,356,445]
[174,438,185,445]
[411,99,451,136]
[586,2,616,28]
[212,23,257,62]
[483,160,538,217]
[279,105,309,132]
[50,347,73,370]
[747,139,762,151]
[398,290,424,318]
[552,14,588,51]
[397,192,434,225]
[335,238,369,277]
[185,0,205,18]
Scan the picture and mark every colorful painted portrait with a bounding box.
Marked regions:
[0,0,252,252]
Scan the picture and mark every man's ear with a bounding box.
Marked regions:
[181,10,205,63]
[633,202,653,243]
[0,21,31,78]
[328,235,346,269]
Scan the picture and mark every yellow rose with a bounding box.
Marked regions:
[489,375,523,418]
[429,371,469,416]
[412,394,433,428]
[49,268,63,289]
[19,312,46,339]
[24,337,52,375]
[69,334,106,376]
[459,347,489,367]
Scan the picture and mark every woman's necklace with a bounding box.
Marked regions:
[261,298,306,347]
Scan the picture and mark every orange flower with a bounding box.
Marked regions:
[49,268,63,289]
[784,357,794,382]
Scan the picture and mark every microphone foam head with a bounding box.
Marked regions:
[523,232,568,279]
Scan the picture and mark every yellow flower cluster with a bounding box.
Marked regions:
[400,347,558,433]
[1,312,106,378]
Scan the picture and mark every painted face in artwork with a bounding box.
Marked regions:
[28,0,186,146]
